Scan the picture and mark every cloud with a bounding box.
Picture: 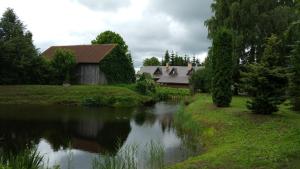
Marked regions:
[72,0,131,11]
[150,0,213,22]
[0,0,213,68]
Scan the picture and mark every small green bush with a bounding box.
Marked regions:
[190,68,211,93]
[136,74,156,95]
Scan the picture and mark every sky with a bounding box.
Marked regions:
[0,0,213,68]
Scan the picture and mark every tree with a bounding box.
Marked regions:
[212,28,233,107]
[241,35,288,114]
[0,8,38,84]
[143,57,160,66]
[289,41,300,111]
[92,31,135,84]
[162,50,170,65]
[170,52,175,66]
[51,49,76,84]
[205,1,299,92]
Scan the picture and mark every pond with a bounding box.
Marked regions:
[0,102,199,169]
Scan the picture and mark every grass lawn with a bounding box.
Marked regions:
[171,94,300,169]
[0,85,152,107]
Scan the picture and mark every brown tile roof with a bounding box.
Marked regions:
[42,44,117,63]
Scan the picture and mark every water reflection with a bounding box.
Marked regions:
[0,102,195,169]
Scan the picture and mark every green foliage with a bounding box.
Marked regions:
[190,56,213,93]
[0,8,40,84]
[136,74,156,95]
[205,1,299,91]
[289,41,300,111]
[0,148,44,169]
[143,57,161,66]
[50,49,76,84]
[92,31,135,84]
[211,28,233,107]
[241,35,288,114]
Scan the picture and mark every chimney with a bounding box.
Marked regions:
[166,63,170,71]
[188,62,192,70]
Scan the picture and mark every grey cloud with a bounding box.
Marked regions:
[73,0,131,11]
[150,0,213,22]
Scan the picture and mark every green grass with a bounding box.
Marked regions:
[170,94,300,169]
[0,85,152,107]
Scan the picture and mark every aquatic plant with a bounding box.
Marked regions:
[92,142,165,169]
[0,148,43,169]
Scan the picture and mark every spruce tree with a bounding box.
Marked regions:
[241,35,288,114]
[212,28,233,107]
[170,52,175,66]
[290,41,300,111]
[162,50,170,65]
[0,8,38,84]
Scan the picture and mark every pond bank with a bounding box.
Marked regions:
[0,85,190,107]
[171,94,300,169]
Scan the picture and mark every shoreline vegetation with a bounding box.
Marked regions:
[171,94,300,169]
[0,85,190,107]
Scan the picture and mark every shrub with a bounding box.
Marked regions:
[50,49,76,84]
[211,28,233,107]
[190,68,211,93]
[135,74,156,95]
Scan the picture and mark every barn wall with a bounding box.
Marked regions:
[76,64,107,85]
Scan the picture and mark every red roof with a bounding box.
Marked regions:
[42,44,116,63]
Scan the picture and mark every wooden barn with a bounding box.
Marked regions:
[43,44,116,85]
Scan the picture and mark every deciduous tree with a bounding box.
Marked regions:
[92,31,135,83]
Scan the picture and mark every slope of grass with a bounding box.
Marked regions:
[171,94,300,169]
[0,85,152,107]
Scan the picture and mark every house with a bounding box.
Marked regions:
[139,63,203,88]
[42,44,116,85]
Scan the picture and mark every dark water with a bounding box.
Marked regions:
[0,102,197,169]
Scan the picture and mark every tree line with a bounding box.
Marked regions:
[143,50,201,66]
[0,8,135,85]
[191,0,300,113]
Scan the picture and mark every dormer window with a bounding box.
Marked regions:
[169,68,178,76]
[154,67,162,76]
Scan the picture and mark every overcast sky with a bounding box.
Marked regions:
[0,0,213,68]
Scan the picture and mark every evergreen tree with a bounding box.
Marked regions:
[170,52,175,66]
[212,28,233,107]
[241,35,288,114]
[289,41,300,111]
[0,8,38,84]
[92,30,135,83]
[192,56,196,66]
[162,50,170,65]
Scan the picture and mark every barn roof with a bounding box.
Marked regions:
[42,44,116,63]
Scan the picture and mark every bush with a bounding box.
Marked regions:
[135,74,156,95]
[50,49,76,84]
[190,68,211,93]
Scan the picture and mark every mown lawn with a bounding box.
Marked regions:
[0,85,151,107]
[171,94,300,169]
